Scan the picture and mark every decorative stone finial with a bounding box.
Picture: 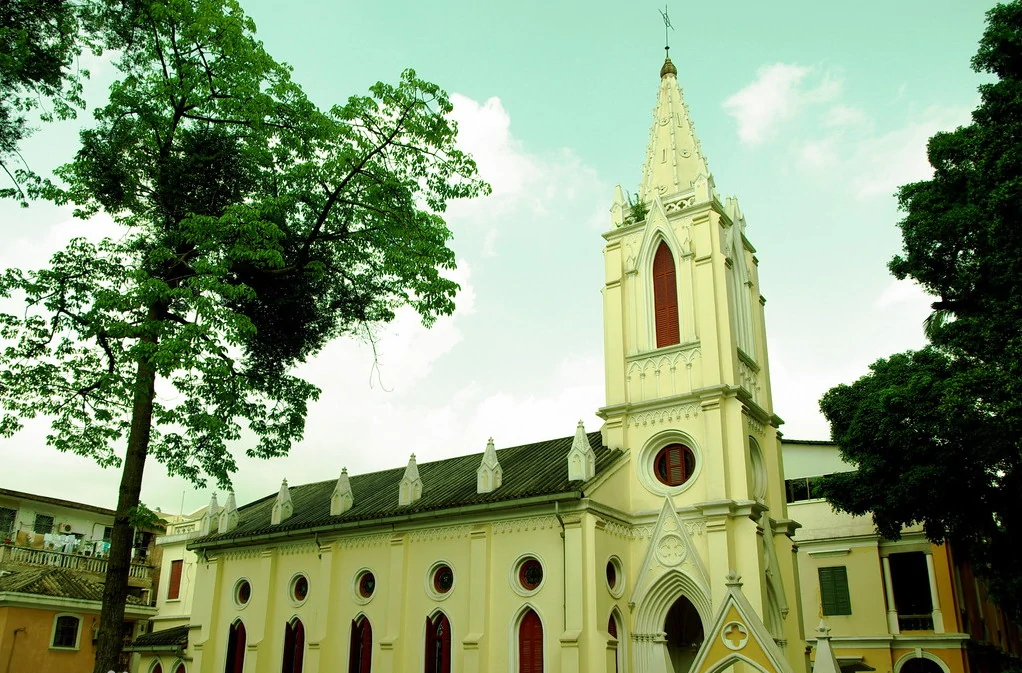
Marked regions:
[610,184,628,227]
[331,468,354,516]
[660,56,677,78]
[199,493,220,535]
[567,420,596,482]
[271,479,293,525]
[218,491,239,534]
[811,619,842,673]
[399,454,422,506]
[477,437,503,494]
[724,570,743,587]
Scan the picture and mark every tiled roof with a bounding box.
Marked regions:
[194,431,621,547]
[0,487,116,517]
[0,567,144,604]
[129,625,189,650]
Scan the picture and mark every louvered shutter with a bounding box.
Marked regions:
[293,620,305,673]
[819,566,852,615]
[168,559,183,600]
[360,619,373,673]
[519,610,543,673]
[653,242,680,347]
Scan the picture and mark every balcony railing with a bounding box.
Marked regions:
[0,543,151,580]
[898,614,935,631]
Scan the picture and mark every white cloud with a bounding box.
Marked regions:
[723,64,840,146]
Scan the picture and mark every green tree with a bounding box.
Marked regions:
[0,0,99,200]
[819,1,1022,617]
[0,0,488,670]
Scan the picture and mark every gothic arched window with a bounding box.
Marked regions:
[349,617,372,673]
[653,241,680,347]
[518,609,543,673]
[224,620,246,673]
[424,613,451,673]
[281,618,305,673]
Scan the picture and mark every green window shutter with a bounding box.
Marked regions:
[819,566,852,616]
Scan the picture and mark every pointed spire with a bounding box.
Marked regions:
[199,493,220,535]
[399,454,422,506]
[271,478,293,525]
[638,57,711,204]
[610,184,628,227]
[811,621,842,673]
[477,437,503,494]
[331,468,354,516]
[218,491,239,534]
[567,420,596,481]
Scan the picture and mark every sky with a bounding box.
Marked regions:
[0,0,994,515]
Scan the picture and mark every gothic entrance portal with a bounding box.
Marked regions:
[664,596,704,673]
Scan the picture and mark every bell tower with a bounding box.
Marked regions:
[597,55,807,672]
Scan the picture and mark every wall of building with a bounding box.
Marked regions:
[0,605,100,673]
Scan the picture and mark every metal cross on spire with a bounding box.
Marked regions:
[658,2,674,56]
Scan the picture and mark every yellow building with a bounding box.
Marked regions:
[783,441,1021,673]
[140,52,810,673]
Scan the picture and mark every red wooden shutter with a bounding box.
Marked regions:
[293,620,305,673]
[518,609,543,673]
[168,559,183,600]
[360,619,373,673]
[226,621,246,673]
[282,621,296,673]
[608,615,619,673]
[425,614,451,673]
[653,242,680,347]
[666,446,686,483]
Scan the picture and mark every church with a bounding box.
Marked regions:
[152,50,811,673]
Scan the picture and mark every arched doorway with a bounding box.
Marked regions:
[664,596,704,673]
[899,658,945,673]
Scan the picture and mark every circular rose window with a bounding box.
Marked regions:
[358,572,375,598]
[433,565,454,594]
[654,444,696,486]
[518,559,543,591]
[235,579,251,606]
[291,574,309,603]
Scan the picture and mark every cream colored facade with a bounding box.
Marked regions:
[140,55,814,673]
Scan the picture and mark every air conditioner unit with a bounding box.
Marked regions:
[60,524,73,533]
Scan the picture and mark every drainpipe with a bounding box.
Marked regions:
[4,627,25,673]
[555,502,566,629]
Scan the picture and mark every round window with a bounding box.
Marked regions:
[235,579,251,606]
[291,574,309,602]
[605,556,625,597]
[358,572,376,598]
[433,565,454,594]
[654,444,696,486]
[518,559,543,591]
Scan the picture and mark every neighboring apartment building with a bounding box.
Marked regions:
[784,440,1021,673]
[0,488,162,673]
[127,505,208,673]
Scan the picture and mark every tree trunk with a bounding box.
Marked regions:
[93,354,157,673]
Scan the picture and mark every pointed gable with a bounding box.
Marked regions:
[271,479,293,525]
[476,438,502,494]
[688,571,797,673]
[199,493,221,536]
[566,420,596,481]
[399,454,422,506]
[630,497,712,618]
[331,468,354,515]
[218,491,239,533]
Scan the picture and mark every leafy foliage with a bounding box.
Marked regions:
[0,0,97,199]
[819,1,1022,617]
